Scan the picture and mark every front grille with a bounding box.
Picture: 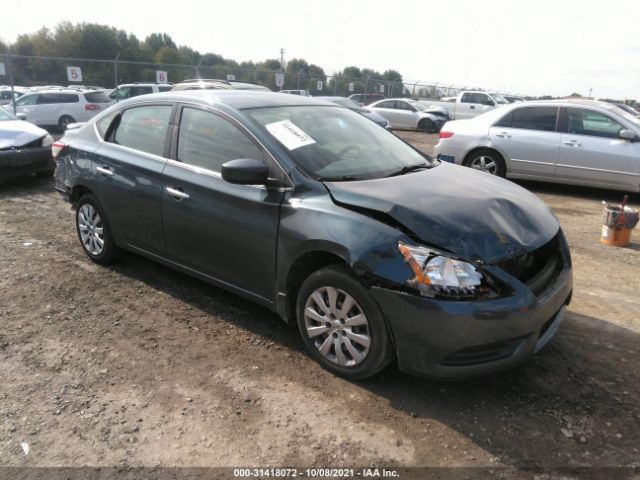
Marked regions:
[441,337,525,366]
[497,233,563,296]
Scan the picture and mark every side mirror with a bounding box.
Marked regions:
[221,158,269,185]
[485,100,496,107]
[619,129,638,141]
[16,113,27,121]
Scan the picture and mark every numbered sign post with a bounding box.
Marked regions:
[348,82,354,92]
[379,84,385,93]
[156,71,168,83]
[275,72,285,88]
[316,80,323,91]
[0,63,5,76]
[226,74,236,81]
[67,66,82,82]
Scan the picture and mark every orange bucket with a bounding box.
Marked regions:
[600,198,638,247]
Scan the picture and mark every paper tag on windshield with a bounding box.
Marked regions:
[266,120,316,150]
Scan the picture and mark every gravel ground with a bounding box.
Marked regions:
[0,132,639,478]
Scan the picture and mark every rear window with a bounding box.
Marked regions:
[496,106,558,132]
[84,92,112,103]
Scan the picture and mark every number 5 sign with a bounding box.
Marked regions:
[156,71,168,83]
[67,66,82,82]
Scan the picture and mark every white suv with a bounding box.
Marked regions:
[109,83,173,102]
[4,88,114,130]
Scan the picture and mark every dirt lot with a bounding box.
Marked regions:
[1,132,639,478]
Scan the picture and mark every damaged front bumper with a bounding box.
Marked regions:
[370,264,573,378]
[0,146,54,178]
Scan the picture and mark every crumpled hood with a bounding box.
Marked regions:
[325,162,559,264]
[0,120,48,150]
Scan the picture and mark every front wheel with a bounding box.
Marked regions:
[419,118,435,133]
[296,265,394,379]
[75,194,119,264]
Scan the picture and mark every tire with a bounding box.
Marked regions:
[75,193,119,264]
[296,265,395,379]
[419,118,435,133]
[463,149,506,177]
[58,115,76,131]
[36,169,54,178]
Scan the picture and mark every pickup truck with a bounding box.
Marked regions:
[421,91,510,120]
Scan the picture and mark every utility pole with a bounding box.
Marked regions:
[280,48,285,71]
[113,52,120,88]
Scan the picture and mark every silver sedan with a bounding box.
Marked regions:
[434,99,640,192]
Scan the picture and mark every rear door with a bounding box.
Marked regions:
[370,100,398,127]
[95,103,174,256]
[556,107,640,190]
[161,105,284,301]
[489,106,560,178]
[34,93,62,126]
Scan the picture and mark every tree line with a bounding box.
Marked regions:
[0,22,404,96]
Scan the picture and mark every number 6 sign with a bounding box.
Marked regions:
[66,66,82,82]
[156,71,168,83]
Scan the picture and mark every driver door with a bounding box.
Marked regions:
[161,105,285,302]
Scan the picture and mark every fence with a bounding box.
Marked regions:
[0,53,512,100]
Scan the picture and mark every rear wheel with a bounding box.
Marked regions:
[463,149,506,177]
[75,193,119,264]
[58,115,75,131]
[296,265,394,379]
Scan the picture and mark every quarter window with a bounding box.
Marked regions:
[509,107,558,132]
[177,108,262,173]
[59,93,80,103]
[110,105,172,157]
[566,108,625,139]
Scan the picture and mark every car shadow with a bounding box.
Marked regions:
[515,180,638,205]
[108,251,639,471]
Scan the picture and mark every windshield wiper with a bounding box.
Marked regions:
[384,162,431,178]
[318,175,360,182]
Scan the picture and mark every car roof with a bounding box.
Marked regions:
[514,99,623,111]
[20,89,97,95]
[117,89,336,110]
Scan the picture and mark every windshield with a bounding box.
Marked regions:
[615,107,640,129]
[0,109,15,121]
[246,105,433,181]
[492,94,509,105]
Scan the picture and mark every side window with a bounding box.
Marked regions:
[566,108,624,139]
[177,108,262,173]
[37,93,60,105]
[511,107,558,132]
[112,87,130,100]
[158,86,173,92]
[110,105,172,157]
[397,102,415,112]
[376,100,396,109]
[15,94,37,106]
[494,111,513,128]
[59,93,79,103]
[460,93,472,103]
[96,110,121,139]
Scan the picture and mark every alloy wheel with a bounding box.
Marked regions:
[303,286,371,367]
[78,204,105,256]
[469,155,497,174]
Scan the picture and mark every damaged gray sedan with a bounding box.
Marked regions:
[0,109,54,179]
[54,91,572,379]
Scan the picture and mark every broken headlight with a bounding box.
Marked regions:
[397,241,492,299]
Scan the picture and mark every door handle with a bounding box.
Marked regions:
[470,105,475,109]
[563,140,582,147]
[96,166,114,176]
[166,187,190,200]
[495,132,511,138]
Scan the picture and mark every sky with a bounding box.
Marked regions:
[2,0,640,99]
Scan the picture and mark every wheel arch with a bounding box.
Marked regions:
[281,248,351,324]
